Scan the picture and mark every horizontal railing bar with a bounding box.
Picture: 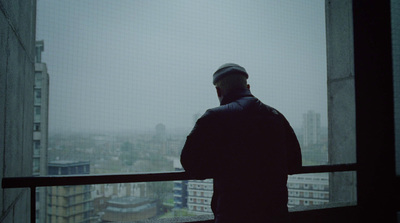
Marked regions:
[2,164,357,189]
[2,171,192,188]
[292,163,357,174]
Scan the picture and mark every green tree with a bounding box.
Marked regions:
[147,181,173,213]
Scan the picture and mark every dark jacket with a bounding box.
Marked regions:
[180,89,302,223]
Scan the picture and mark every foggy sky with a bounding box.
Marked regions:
[36,0,327,134]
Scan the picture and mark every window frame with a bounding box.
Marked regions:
[2,1,399,223]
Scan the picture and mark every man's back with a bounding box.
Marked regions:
[181,89,302,223]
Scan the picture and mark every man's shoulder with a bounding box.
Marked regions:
[200,96,285,123]
[203,103,233,115]
[195,107,220,125]
[205,96,279,116]
[261,102,280,116]
[195,104,237,127]
[239,96,281,117]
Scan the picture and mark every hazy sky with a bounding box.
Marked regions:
[36,0,327,133]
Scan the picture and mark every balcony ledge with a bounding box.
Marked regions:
[112,202,357,223]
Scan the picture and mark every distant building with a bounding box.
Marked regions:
[173,159,188,209]
[287,173,329,207]
[33,40,50,223]
[187,179,213,215]
[302,110,321,147]
[155,123,167,155]
[155,123,166,141]
[92,182,147,216]
[33,40,49,176]
[184,174,329,212]
[101,197,157,222]
[173,180,188,209]
[47,161,96,223]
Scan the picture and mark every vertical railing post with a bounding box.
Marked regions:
[31,186,36,223]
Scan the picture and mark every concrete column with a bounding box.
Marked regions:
[0,1,37,222]
[325,0,357,203]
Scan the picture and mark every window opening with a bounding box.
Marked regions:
[34,0,357,221]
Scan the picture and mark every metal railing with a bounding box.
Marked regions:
[2,164,357,223]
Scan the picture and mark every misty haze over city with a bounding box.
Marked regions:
[36,0,327,134]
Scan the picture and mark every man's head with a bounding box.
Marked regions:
[213,63,250,102]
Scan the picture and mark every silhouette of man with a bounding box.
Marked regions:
[181,63,302,223]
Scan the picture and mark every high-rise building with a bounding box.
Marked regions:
[302,110,321,147]
[155,123,167,155]
[33,40,49,176]
[155,123,167,142]
[185,174,329,213]
[187,179,213,215]
[173,159,188,210]
[47,161,96,223]
[287,173,329,207]
[34,40,50,223]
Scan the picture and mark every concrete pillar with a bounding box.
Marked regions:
[325,0,357,203]
[0,1,37,222]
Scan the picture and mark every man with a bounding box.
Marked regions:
[180,63,302,223]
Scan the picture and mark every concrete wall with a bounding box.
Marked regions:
[392,0,400,176]
[391,0,399,218]
[0,1,36,222]
[325,0,357,202]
